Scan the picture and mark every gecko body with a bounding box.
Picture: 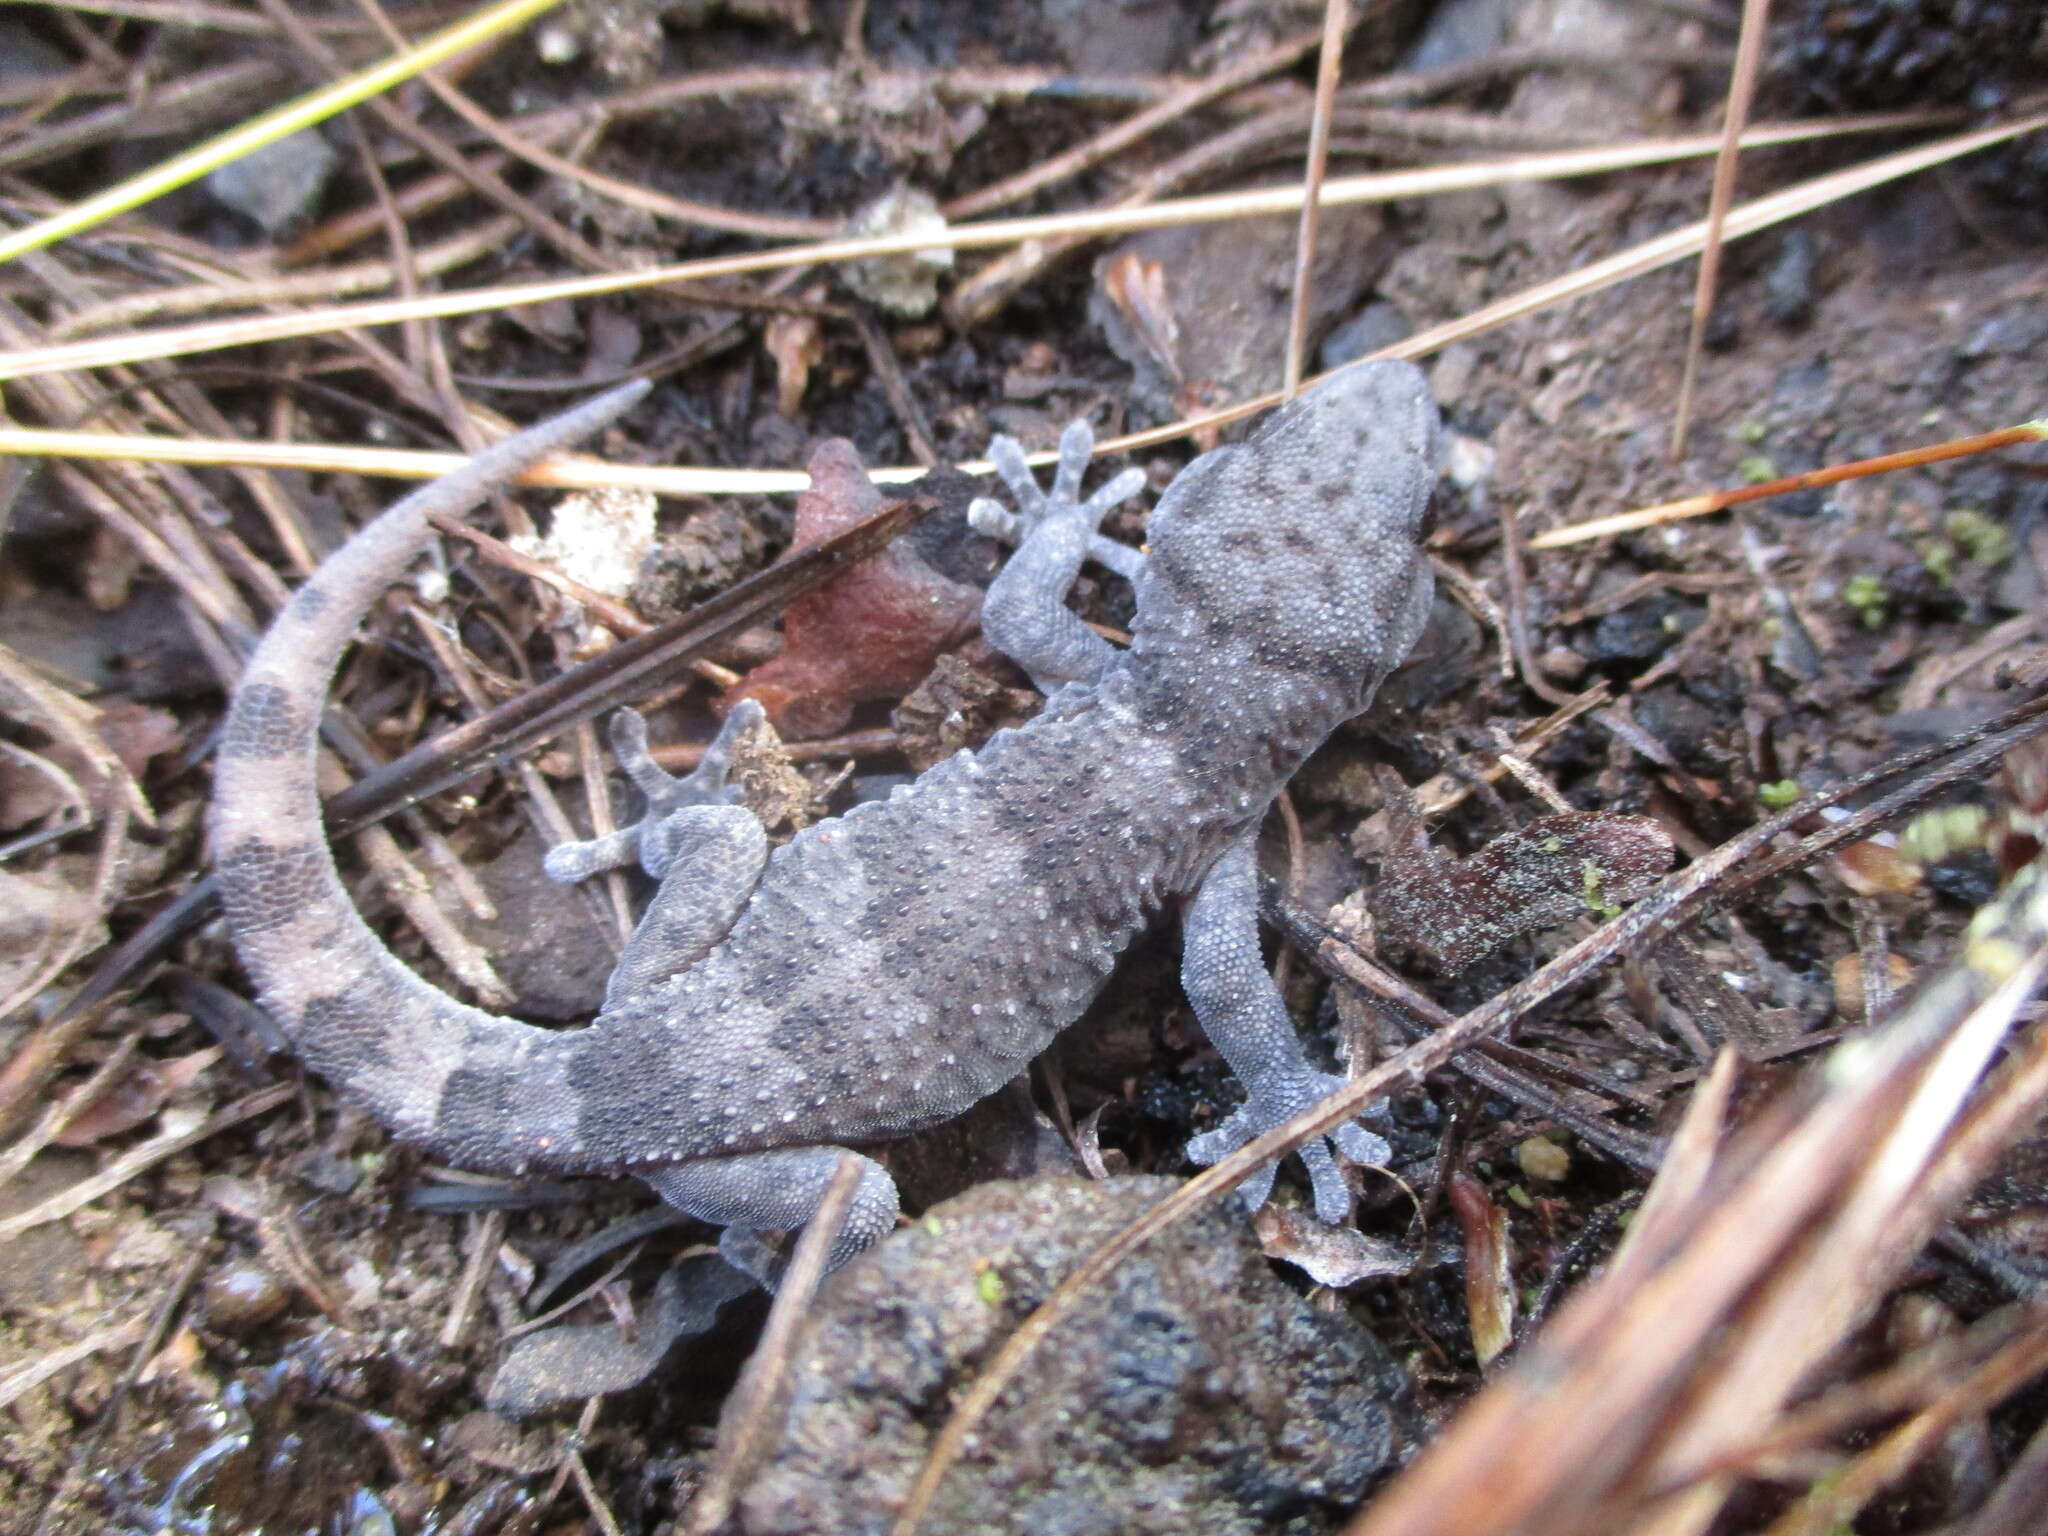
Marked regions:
[213,362,1439,1277]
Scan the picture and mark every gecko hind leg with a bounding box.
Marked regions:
[544,700,764,883]
[546,702,771,1002]
[969,418,1147,691]
[1180,838,1392,1224]
[647,1147,899,1287]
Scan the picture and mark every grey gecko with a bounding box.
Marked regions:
[213,361,1440,1280]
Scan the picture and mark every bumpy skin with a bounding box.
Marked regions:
[213,363,1439,1277]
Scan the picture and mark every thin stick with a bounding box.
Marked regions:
[1530,420,2048,548]
[889,691,2048,1535]
[1083,110,2048,462]
[684,1155,866,1533]
[1670,0,1773,458]
[0,1316,148,1413]
[29,0,370,34]
[944,25,1325,220]
[11,119,2028,496]
[0,1083,294,1240]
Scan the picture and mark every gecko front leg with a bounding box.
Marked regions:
[1180,837,1391,1222]
[969,417,1146,691]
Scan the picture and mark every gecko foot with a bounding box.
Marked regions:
[544,700,766,882]
[967,417,1149,582]
[1184,1072,1391,1226]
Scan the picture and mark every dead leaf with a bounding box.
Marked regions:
[1373,785,1676,972]
[54,1048,219,1146]
[1832,838,1923,896]
[1832,951,1914,1020]
[1254,1203,1417,1287]
[91,699,180,781]
[764,311,825,418]
[1096,252,1181,386]
[1450,1171,1516,1367]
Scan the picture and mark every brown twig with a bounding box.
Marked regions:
[0,1083,295,1241]
[1283,0,1349,397]
[1532,419,2048,548]
[0,57,285,175]
[651,727,901,772]
[325,492,943,832]
[6,108,1984,385]
[943,25,1325,221]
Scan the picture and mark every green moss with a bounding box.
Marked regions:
[1760,779,1802,810]
[1580,860,1621,920]
[1898,804,1989,863]
[1945,508,2010,568]
[1841,572,1888,628]
[1918,535,1957,585]
[976,1265,1006,1307]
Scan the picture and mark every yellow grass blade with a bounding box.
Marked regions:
[0,0,569,268]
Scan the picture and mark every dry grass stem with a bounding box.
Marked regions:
[6,116,2028,500]
[1349,862,2048,1536]
[0,111,1945,384]
[0,1317,149,1414]
[891,693,2048,1536]
[0,0,569,266]
[1091,111,2048,460]
[1669,0,1773,456]
[942,24,1326,220]
[1282,0,1350,397]
[0,1083,294,1241]
[35,0,370,35]
[684,1154,867,1534]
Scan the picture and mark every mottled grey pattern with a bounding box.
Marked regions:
[211,363,1439,1282]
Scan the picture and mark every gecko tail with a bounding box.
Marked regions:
[211,383,650,1175]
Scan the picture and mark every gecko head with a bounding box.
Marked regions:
[1128,360,1440,716]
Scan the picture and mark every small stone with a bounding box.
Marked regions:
[1763,229,1819,329]
[1321,302,1414,370]
[1442,430,1496,495]
[1587,597,1702,666]
[1515,1135,1571,1183]
[201,1262,290,1334]
[1631,685,1725,773]
[206,130,338,235]
[737,1177,1410,1534]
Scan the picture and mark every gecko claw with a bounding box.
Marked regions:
[1183,1073,1390,1226]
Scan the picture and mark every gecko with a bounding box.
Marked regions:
[212,360,1440,1282]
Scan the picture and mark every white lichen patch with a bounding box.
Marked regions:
[511,487,658,600]
[842,185,954,318]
